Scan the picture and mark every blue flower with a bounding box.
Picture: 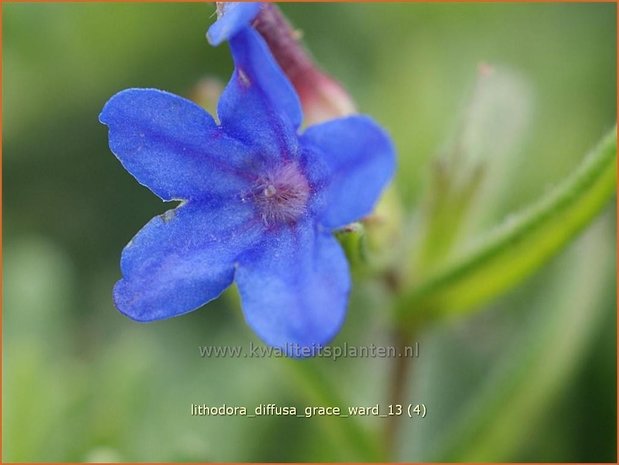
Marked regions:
[100,27,395,353]
[207,2,261,46]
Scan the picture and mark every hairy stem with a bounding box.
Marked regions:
[384,327,416,459]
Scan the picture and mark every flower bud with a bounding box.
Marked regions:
[293,68,357,125]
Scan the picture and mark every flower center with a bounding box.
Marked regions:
[250,162,310,225]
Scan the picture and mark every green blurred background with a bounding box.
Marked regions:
[3,2,616,462]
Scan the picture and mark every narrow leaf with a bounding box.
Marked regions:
[398,127,616,321]
[436,221,614,460]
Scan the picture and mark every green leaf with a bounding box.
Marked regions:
[398,127,616,322]
[435,219,614,460]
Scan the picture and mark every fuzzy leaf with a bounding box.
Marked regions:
[398,127,616,321]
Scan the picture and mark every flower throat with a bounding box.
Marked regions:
[250,162,310,225]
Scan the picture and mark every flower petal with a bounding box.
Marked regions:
[207,2,262,46]
[236,221,350,354]
[114,200,264,322]
[218,28,302,159]
[100,88,255,202]
[300,115,396,229]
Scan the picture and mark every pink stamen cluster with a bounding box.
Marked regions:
[250,162,310,225]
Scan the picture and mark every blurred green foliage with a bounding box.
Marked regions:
[3,3,616,462]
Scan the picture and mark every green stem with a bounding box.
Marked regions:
[384,327,416,459]
[281,358,385,461]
